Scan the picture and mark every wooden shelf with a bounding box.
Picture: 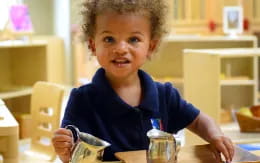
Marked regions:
[184,49,259,121]
[168,0,260,34]
[0,40,47,48]
[171,20,207,26]
[220,79,255,86]
[154,77,183,85]
[184,48,260,57]
[0,87,32,100]
[140,35,257,98]
[166,35,257,42]
[0,36,65,114]
[184,48,260,145]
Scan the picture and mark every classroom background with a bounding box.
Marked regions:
[0,0,260,162]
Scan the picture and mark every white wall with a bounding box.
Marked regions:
[15,0,73,85]
[54,0,72,85]
[24,0,54,35]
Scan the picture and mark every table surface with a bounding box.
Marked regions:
[115,145,260,163]
[0,100,18,135]
[221,122,260,144]
[18,139,260,163]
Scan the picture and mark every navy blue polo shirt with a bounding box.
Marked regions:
[61,68,200,161]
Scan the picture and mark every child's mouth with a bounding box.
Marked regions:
[112,59,130,67]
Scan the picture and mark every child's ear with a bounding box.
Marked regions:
[147,39,159,58]
[88,39,96,54]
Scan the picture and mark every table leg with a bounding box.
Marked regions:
[0,135,18,163]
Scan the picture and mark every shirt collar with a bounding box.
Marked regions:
[92,68,159,115]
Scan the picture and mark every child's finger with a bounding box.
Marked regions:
[53,140,72,148]
[55,147,71,155]
[52,134,73,144]
[217,142,231,163]
[223,139,234,161]
[54,128,73,136]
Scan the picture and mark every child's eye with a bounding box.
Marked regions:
[128,37,140,44]
[103,36,115,43]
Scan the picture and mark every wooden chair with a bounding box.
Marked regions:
[19,81,64,162]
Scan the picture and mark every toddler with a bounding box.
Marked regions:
[52,0,234,162]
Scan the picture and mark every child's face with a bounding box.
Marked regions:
[89,11,158,79]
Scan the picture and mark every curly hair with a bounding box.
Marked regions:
[81,0,168,41]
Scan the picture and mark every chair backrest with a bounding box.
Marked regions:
[30,81,64,160]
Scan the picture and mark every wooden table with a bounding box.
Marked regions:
[115,144,260,163]
[0,99,19,163]
[18,138,259,163]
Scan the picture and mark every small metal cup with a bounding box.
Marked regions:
[65,125,110,163]
[147,129,178,163]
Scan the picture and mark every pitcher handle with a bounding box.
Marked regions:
[65,125,80,143]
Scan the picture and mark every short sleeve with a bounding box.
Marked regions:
[61,88,82,128]
[165,83,200,133]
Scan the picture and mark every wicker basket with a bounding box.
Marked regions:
[235,112,260,132]
[250,105,260,117]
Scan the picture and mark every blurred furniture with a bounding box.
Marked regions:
[0,36,65,128]
[17,81,64,161]
[168,0,217,34]
[73,35,257,89]
[183,48,260,145]
[167,0,260,35]
[142,35,257,95]
[221,122,260,144]
[0,99,19,163]
[72,31,100,86]
[253,32,260,47]
[243,1,260,34]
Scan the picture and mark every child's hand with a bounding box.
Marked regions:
[52,128,73,163]
[209,135,234,163]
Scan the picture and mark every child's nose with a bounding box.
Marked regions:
[113,41,128,55]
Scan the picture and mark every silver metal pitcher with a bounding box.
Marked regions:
[147,129,179,163]
[65,125,111,163]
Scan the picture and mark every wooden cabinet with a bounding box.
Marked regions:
[142,35,257,95]
[242,0,260,33]
[168,0,211,34]
[168,0,260,34]
[0,37,65,114]
[183,48,260,145]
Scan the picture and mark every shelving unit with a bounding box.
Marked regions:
[243,0,260,33]
[0,37,65,114]
[167,0,260,34]
[168,0,210,34]
[183,48,260,145]
[141,35,257,95]
[0,87,32,100]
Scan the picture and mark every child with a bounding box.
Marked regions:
[52,0,234,162]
